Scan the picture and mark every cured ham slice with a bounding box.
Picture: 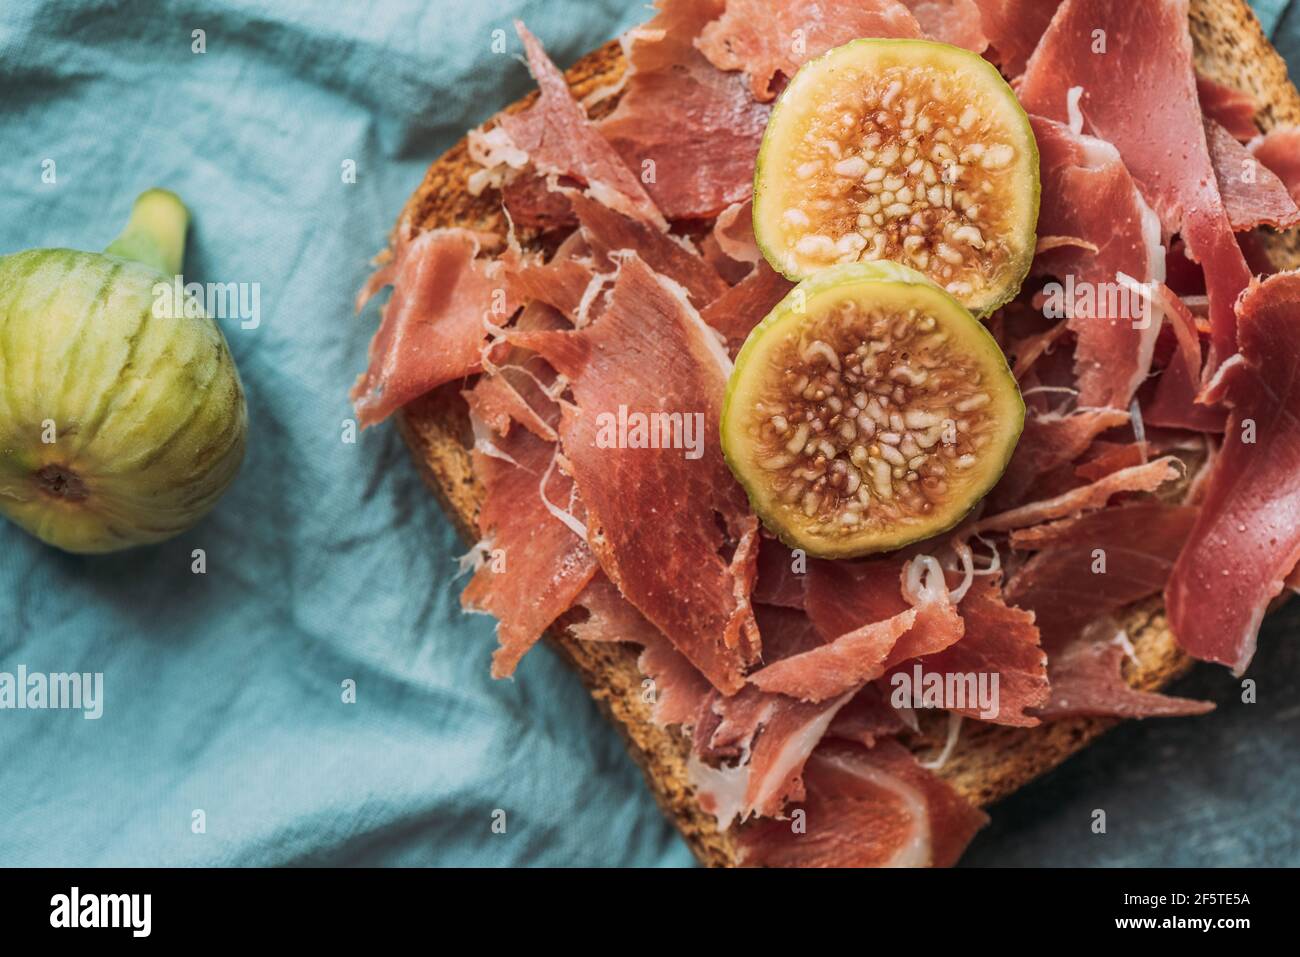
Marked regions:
[598,0,771,220]
[1196,73,1258,141]
[695,0,922,103]
[826,685,908,747]
[1034,628,1214,719]
[752,537,807,609]
[1205,119,1300,232]
[804,557,965,673]
[974,457,1181,534]
[692,686,854,822]
[754,603,828,660]
[498,22,665,229]
[734,739,988,867]
[711,199,762,267]
[804,558,910,638]
[970,0,1060,78]
[500,174,576,231]
[1073,440,1146,481]
[566,191,728,307]
[1029,115,1165,408]
[463,352,559,441]
[461,423,599,677]
[750,606,919,702]
[989,407,1132,510]
[701,236,752,286]
[888,576,1048,727]
[1250,125,1300,204]
[690,605,854,821]
[699,261,793,347]
[1019,0,1251,368]
[506,253,597,321]
[570,576,711,727]
[1142,284,1226,433]
[1005,501,1197,650]
[901,0,988,52]
[509,256,759,692]
[467,241,592,440]
[352,229,515,428]
[1006,319,1068,379]
[1166,271,1300,673]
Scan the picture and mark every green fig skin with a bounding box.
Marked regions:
[721,262,1024,559]
[0,242,247,554]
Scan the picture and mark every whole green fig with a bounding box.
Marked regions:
[0,189,247,553]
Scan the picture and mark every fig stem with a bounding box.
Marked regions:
[104,188,189,277]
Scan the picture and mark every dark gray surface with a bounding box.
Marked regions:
[963,602,1300,866]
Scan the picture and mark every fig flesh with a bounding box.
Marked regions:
[0,190,247,553]
[753,39,1039,316]
[721,262,1023,558]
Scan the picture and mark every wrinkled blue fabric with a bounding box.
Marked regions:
[0,0,687,867]
[0,0,1295,868]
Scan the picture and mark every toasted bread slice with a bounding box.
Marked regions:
[386,0,1300,866]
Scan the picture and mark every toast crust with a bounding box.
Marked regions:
[386,0,1300,867]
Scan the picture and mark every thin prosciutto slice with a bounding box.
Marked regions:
[352,229,514,427]
[506,252,597,322]
[570,576,712,727]
[1142,284,1226,433]
[974,456,1181,534]
[510,255,759,692]
[461,423,599,677]
[752,537,807,609]
[971,0,1060,77]
[989,406,1132,510]
[498,22,665,229]
[1035,628,1214,719]
[1019,0,1251,368]
[1250,125,1300,204]
[826,685,908,747]
[901,0,988,52]
[750,606,920,702]
[734,739,988,867]
[803,557,965,677]
[695,0,922,103]
[598,0,771,220]
[1205,119,1300,232]
[463,341,560,442]
[711,199,762,267]
[565,191,728,307]
[1196,73,1258,142]
[1166,271,1300,673]
[692,692,853,822]
[1006,501,1198,650]
[700,261,793,348]
[1074,439,1146,481]
[467,265,579,442]
[887,575,1049,727]
[1029,115,1165,408]
[690,606,854,822]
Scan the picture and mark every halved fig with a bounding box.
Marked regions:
[721,262,1024,559]
[753,38,1039,316]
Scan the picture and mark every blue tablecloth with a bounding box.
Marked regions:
[0,0,1295,867]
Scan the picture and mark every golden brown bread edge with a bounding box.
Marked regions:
[388,0,1300,867]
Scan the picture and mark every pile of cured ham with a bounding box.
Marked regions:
[352,0,1300,867]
